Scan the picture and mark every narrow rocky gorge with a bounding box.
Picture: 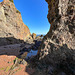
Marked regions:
[0,0,75,75]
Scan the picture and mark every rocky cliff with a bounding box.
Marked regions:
[38,0,75,74]
[0,0,30,46]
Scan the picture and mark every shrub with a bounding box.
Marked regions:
[16,10,21,14]
[9,0,14,3]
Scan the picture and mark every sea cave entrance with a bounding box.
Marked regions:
[0,0,51,59]
[13,0,50,58]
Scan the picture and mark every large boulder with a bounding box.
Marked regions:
[32,33,36,39]
[0,0,30,46]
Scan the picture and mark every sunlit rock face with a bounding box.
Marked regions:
[45,0,75,49]
[0,0,30,46]
[38,0,75,73]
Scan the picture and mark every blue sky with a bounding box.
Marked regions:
[0,0,50,34]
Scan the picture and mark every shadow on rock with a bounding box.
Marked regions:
[25,44,75,75]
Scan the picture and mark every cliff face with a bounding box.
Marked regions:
[0,0,30,46]
[38,0,75,74]
[45,0,75,49]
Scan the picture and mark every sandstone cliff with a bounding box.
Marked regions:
[0,0,30,46]
[38,0,75,74]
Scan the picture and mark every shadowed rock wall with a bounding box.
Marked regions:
[38,0,75,74]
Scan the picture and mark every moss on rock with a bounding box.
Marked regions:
[9,0,14,3]
[16,10,21,14]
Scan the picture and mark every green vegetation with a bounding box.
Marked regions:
[10,57,23,70]
[0,67,5,70]
[5,66,11,72]
[13,57,18,64]
[16,10,21,14]
[9,0,14,3]
[9,66,22,75]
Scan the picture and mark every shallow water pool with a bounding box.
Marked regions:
[26,50,38,59]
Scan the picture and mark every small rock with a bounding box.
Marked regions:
[20,59,27,65]
[20,47,31,52]
[57,72,66,75]
[47,65,54,74]
[8,61,11,63]
[40,35,43,37]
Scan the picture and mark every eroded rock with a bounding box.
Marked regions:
[0,0,30,46]
[38,0,75,75]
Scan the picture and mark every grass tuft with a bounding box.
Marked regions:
[9,0,14,3]
[16,10,21,14]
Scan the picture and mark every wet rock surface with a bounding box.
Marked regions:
[19,35,43,60]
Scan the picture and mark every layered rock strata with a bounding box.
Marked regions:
[0,0,30,46]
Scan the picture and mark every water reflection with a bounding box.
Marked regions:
[26,49,38,59]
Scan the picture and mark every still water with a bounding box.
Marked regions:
[26,49,38,59]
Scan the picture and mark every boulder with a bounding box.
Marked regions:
[40,35,43,37]
[32,33,36,39]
